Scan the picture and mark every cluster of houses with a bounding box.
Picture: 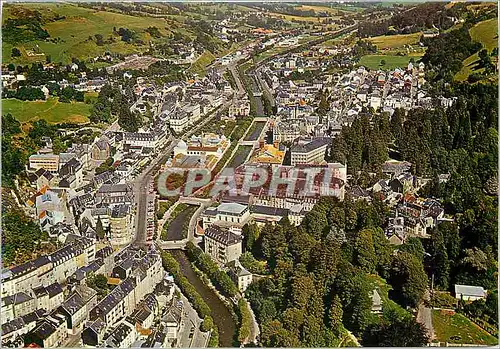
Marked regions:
[155,70,234,133]
[347,160,451,245]
[26,133,138,246]
[256,52,333,142]
[22,65,239,245]
[327,63,457,129]
[168,133,231,171]
[3,60,250,348]
[1,241,191,348]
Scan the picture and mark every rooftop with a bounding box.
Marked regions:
[204,225,243,246]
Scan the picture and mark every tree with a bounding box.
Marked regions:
[362,317,429,346]
[302,210,328,240]
[327,295,343,334]
[399,237,425,261]
[96,217,105,239]
[242,223,259,252]
[389,252,428,308]
[430,225,451,290]
[291,275,315,310]
[201,315,214,332]
[260,320,300,347]
[11,47,21,57]
[380,59,386,66]
[2,114,25,187]
[87,273,109,297]
[354,229,377,273]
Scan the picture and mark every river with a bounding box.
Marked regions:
[170,250,236,347]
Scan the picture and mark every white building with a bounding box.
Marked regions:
[29,154,60,174]
[228,261,253,292]
[290,137,331,166]
[201,202,250,230]
[169,110,189,133]
[454,284,487,302]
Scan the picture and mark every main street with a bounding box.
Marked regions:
[132,55,249,246]
[133,136,177,245]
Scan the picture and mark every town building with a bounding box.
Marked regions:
[201,202,250,230]
[454,284,487,302]
[290,137,331,166]
[227,261,253,292]
[28,154,60,174]
[204,225,243,264]
[109,204,134,246]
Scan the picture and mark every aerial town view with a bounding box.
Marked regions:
[0,1,498,348]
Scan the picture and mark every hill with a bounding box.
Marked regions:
[455,18,498,81]
[2,97,91,124]
[2,3,190,65]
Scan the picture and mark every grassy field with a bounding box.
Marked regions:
[432,310,498,345]
[366,274,411,319]
[368,32,422,49]
[188,50,216,77]
[267,12,325,23]
[470,18,497,51]
[2,97,91,124]
[255,46,288,63]
[358,54,422,70]
[3,3,176,65]
[455,18,498,81]
[294,4,345,17]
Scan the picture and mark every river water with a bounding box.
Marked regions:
[170,250,236,347]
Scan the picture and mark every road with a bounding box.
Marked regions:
[245,299,260,345]
[417,290,435,341]
[228,64,247,97]
[134,95,237,245]
[133,137,176,245]
[177,287,210,348]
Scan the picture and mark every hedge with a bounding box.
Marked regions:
[161,251,211,318]
[237,298,252,344]
[186,241,239,298]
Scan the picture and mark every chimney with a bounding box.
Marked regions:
[259,139,265,149]
[273,140,279,149]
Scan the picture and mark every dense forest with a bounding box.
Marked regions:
[243,197,430,347]
[89,83,142,131]
[421,25,482,82]
[358,2,458,37]
[358,2,496,38]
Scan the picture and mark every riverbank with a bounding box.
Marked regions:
[170,250,237,347]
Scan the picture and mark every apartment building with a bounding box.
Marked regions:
[28,154,60,174]
[109,204,134,246]
[290,137,331,165]
[204,225,243,264]
[169,110,189,133]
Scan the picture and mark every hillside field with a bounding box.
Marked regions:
[432,310,498,346]
[368,32,422,49]
[455,18,498,81]
[2,97,91,124]
[358,54,422,70]
[2,3,174,65]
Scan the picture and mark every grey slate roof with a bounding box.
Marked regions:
[290,137,331,154]
[204,225,243,246]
